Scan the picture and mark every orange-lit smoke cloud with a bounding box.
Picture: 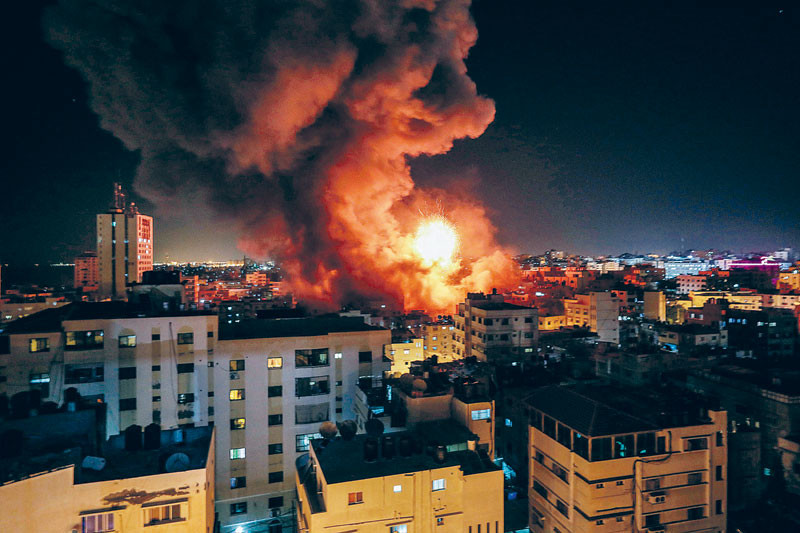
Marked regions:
[47,0,517,313]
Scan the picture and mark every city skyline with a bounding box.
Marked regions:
[2,3,798,263]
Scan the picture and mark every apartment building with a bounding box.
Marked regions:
[676,274,707,295]
[0,420,215,533]
[385,338,424,374]
[295,430,503,533]
[0,302,217,438]
[643,291,666,322]
[539,315,566,331]
[74,251,99,292]
[422,320,457,362]
[563,292,620,344]
[214,317,391,530]
[526,385,727,533]
[453,292,538,362]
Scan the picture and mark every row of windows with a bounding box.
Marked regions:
[346,479,444,506]
[230,497,283,516]
[33,331,209,353]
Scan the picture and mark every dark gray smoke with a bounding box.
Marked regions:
[46,0,510,310]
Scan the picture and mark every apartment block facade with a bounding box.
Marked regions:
[97,207,154,299]
[527,386,727,533]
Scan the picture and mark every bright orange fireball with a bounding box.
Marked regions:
[413,217,459,267]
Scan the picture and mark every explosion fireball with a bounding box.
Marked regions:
[413,217,459,267]
[46,0,519,314]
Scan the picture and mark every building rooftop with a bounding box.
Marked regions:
[470,301,533,312]
[310,428,498,485]
[526,384,717,437]
[697,364,800,397]
[1,302,213,334]
[219,316,385,340]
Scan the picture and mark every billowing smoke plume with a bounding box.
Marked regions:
[46,0,517,312]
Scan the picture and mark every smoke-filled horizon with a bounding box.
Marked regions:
[45,0,516,312]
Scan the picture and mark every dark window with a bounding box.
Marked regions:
[716,431,724,446]
[688,472,702,485]
[296,376,329,397]
[556,423,572,449]
[716,465,723,480]
[119,367,137,380]
[556,500,568,518]
[614,434,635,458]
[296,403,329,424]
[65,365,104,384]
[533,480,548,499]
[177,393,195,404]
[230,476,246,489]
[177,332,194,345]
[152,333,161,341]
[268,386,283,397]
[716,500,723,515]
[207,331,214,338]
[268,497,284,509]
[484,318,493,326]
[637,432,656,455]
[268,414,283,426]
[152,365,161,371]
[358,351,372,363]
[177,363,194,374]
[208,391,214,397]
[591,437,612,461]
[501,319,509,325]
[230,502,247,515]
[268,443,283,455]
[119,398,136,411]
[153,396,161,402]
[65,330,104,350]
[336,407,343,413]
[269,471,284,483]
[574,433,589,460]
[229,360,245,371]
[687,507,704,521]
[644,514,660,528]
[543,416,556,439]
[525,317,533,323]
[657,435,667,453]
[530,410,542,431]
[686,437,708,451]
[295,348,329,367]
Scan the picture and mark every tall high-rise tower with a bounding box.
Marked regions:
[97,183,154,299]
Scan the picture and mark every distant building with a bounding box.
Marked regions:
[643,291,666,322]
[422,320,457,362]
[452,291,538,362]
[538,314,566,331]
[74,251,99,292]
[563,292,620,344]
[677,274,708,295]
[663,260,709,279]
[97,185,154,299]
[527,385,727,533]
[296,429,503,533]
[726,307,797,359]
[385,338,424,373]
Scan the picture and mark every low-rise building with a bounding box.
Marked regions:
[385,339,424,374]
[563,292,619,344]
[295,429,503,533]
[422,320,457,362]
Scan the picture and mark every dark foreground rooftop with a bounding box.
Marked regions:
[526,384,718,437]
[220,316,385,340]
[310,427,498,485]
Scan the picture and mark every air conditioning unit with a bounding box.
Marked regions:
[230,372,240,380]
[647,493,666,504]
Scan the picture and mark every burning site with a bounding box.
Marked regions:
[45,0,517,313]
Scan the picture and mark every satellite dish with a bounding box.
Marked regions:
[164,452,191,472]
[81,456,106,471]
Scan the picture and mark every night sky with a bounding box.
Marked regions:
[2,2,799,264]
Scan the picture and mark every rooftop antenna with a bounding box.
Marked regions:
[111,182,125,213]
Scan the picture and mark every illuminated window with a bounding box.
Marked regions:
[82,512,115,533]
[143,503,184,526]
[268,357,283,369]
[28,338,50,353]
[230,418,246,430]
[296,432,323,452]
[119,335,136,348]
[230,447,246,459]
[348,492,363,505]
[295,348,328,367]
[390,526,407,533]
[334,352,343,359]
[230,389,245,401]
[230,502,247,515]
[471,409,491,420]
[393,485,402,493]
[432,479,445,491]
[177,332,194,345]
[229,359,245,371]
[66,330,104,350]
